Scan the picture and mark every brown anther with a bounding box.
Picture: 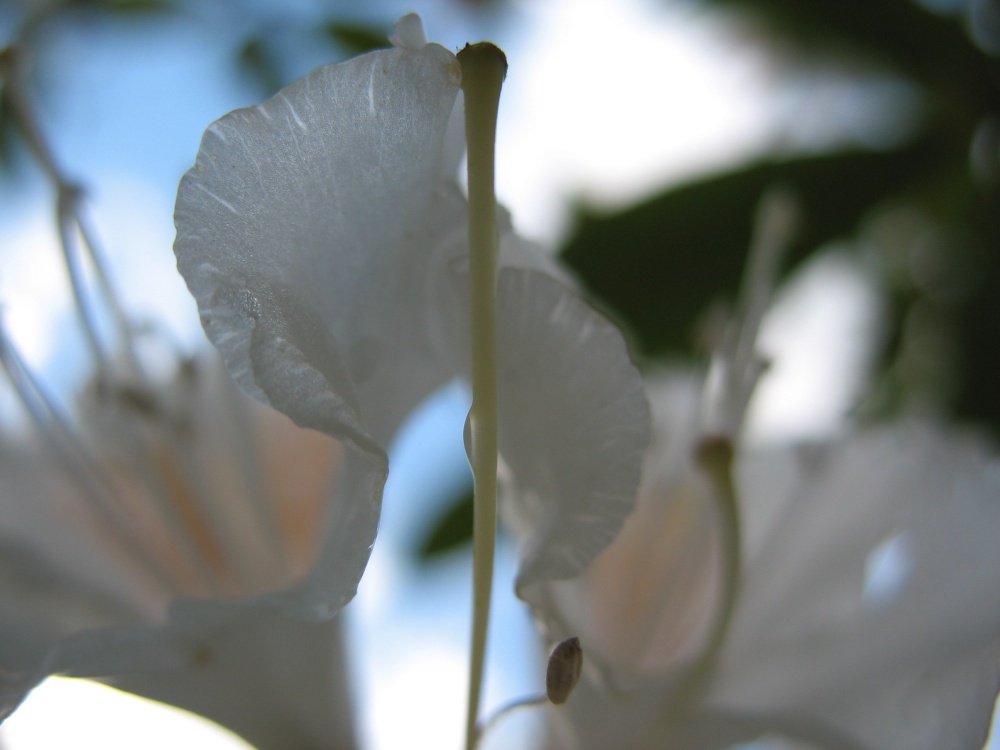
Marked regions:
[694,434,734,472]
[546,636,583,705]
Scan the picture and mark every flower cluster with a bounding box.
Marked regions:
[1,12,999,750]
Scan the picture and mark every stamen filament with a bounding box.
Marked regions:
[0,47,65,185]
[457,41,507,750]
[72,198,145,374]
[56,187,112,374]
[731,189,798,384]
[218,365,293,576]
[1,45,228,593]
[2,44,281,603]
[0,328,179,594]
[704,189,798,437]
[1,46,142,380]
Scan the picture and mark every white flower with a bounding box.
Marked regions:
[0,349,357,749]
[2,13,647,746]
[542,368,1000,749]
[709,420,1000,750]
[528,189,1000,749]
[1,38,362,746]
[533,189,1000,748]
[172,13,650,619]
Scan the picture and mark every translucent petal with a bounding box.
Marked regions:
[173,12,655,638]
[173,37,467,622]
[0,439,157,620]
[389,12,427,50]
[0,437,163,721]
[535,396,1000,750]
[26,609,353,750]
[709,423,1000,750]
[0,355,350,721]
[0,536,148,721]
[109,611,357,750]
[537,373,721,672]
[174,39,462,447]
[492,269,650,596]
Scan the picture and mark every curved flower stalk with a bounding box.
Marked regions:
[535,198,1000,749]
[0,47,356,749]
[172,14,649,627]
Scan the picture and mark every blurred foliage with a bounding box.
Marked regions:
[561,0,1000,434]
[323,20,391,58]
[561,133,952,356]
[413,484,475,562]
[238,20,390,97]
[0,75,17,171]
[237,36,284,99]
[691,0,998,86]
[75,0,173,11]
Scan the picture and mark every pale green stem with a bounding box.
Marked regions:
[692,436,741,674]
[666,435,742,712]
[458,42,507,750]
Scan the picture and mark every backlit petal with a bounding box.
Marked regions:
[174,39,462,447]
[494,269,650,596]
[710,423,1000,750]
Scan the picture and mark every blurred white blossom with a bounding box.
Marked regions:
[0,345,358,748]
[535,197,1000,750]
[0,43,356,750]
[543,370,1000,749]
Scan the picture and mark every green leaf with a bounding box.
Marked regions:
[952,184,1000,433]
[559,134,952,358]
[0,85,21,174]
[80,0,174,12]
[237,36,284,98]
[414,485,474,561]
[687,0,995,92]
[323,21,391,58]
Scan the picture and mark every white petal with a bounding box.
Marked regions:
[174,20,651,628]
[173,40,467,625]
[14,605,356,749]
[0,538,150,721]
[389,13,428,50]
[0,437,165,719]
[109,610,357,750]
[174,40,461,447]
[493,269,650,595]
[710,423,1000,750]
[0,445,156,609]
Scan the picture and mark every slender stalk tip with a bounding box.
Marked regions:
[460,35,505,750]
[457,42,508,85]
